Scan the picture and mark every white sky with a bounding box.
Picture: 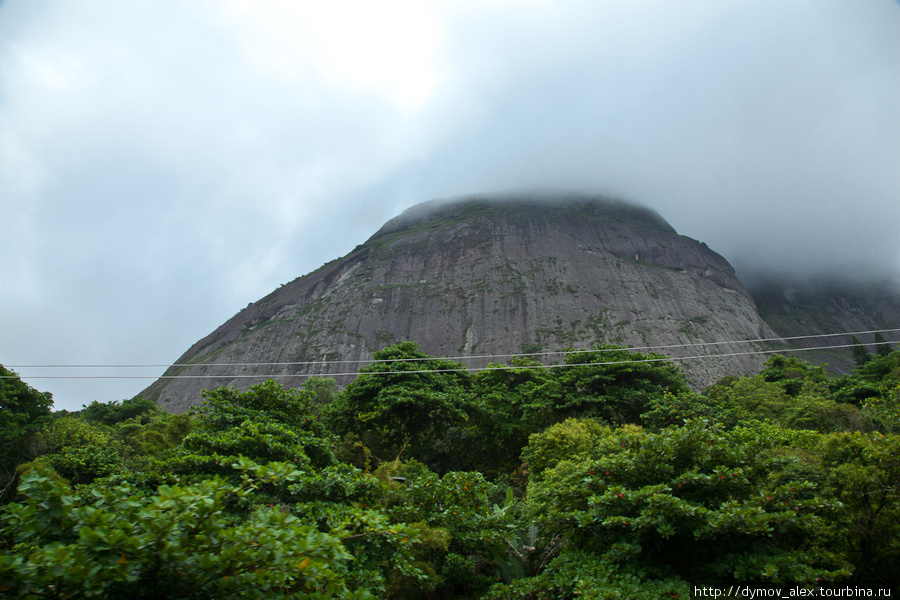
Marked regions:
[2,0,899,411]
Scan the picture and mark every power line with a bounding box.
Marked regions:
[6,327,899,372]
[4,339,896,380]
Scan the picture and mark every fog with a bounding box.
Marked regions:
[1,0,898,410]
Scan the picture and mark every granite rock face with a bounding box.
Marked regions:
[142,195,779,412]
[750,279,900,374]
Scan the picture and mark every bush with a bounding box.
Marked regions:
[524,419,850,586]
[0,461,370,599]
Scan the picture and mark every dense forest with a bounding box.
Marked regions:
[1,340,898,599]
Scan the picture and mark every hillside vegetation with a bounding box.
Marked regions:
[2,343,899,598]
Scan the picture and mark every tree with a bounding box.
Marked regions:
[640,390,736,431]
[704,373,874,433]
[545,345,690,426]
[497,419,850,598]
[470,357,556,477]
[519,417,608,481]
[171,380,336,480]
[760,354,828,397]
[874,332,893,357]
[832,348,900,411]
[368,459,513,598]
[0,366,53,501]
[860,383,900,432]
[0,461,369,599]
[80,397,159,426]
[113,410,193,464]
[852,335,872,368]
[303,377,339,407]
[465,347,690,478]
[31,416,126,485]
[817,432,900,586]
[328,342,475,471]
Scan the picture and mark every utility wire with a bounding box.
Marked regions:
[6,327,900,372]
[4,339,897,380]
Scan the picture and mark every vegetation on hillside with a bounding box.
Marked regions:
[2,342,899,598]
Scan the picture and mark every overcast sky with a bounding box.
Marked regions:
[2,0,898,411]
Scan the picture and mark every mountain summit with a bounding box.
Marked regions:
[143,194,778,412]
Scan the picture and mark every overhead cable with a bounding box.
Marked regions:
[5,339,897,380]
[7,327,900,371]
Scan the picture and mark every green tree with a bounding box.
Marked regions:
[640,390,736,431]
[760,354,828,397]
[114,410,193,458]
[852,335,872,367]
[818,431,900,586]
[874,332,893,357]
[303,377,339,407]
[80,397,159,426]
[466,348,689,478]
[546,345,691,426]
[368,459,514,598]
[470,357,556,477]
[328,342,475,471]
[30,416,126,485]
[0,461,370,599]
[861,383,900,432]
[500,419,850,598]
[705,373,873,433]
[832,349,900,411]
[171,380,336,480]
[0,366,53,501]
[519,418,608,482]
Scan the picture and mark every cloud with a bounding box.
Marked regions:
[1,0,898,410]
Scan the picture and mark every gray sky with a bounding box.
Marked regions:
[2,0,898,411]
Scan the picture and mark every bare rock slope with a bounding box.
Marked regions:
[143,195,779,412]
[750,279,900,373]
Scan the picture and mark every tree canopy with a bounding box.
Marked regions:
[2,344,899,598]
[0,366,53,501]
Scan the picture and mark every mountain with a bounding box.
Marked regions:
[142,194,788,412]
[748,278,900,373]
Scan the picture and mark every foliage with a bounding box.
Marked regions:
[520,418,608,481]
[861,383,900,431]
[0,366,53,501]
[80,397,159,427]
[482,548,688,600]
[874,332,894,357]
[851,335,872,368]
[817,431,900,586]
[327,342,476,471]
[290,494,439,594]
[302,377,339,408]
[704,375,792,423]
[640,390,735,431]
[524,419,850,588]
[469,357,556,477]
[6,343,900,596]
[370,459,514,598]
[113,410,193,462]
[760,354,829,397]
[832,350,900,413]
[0,461,370,599]
[29,417,126,485]
[547,345,691,426]
[469,347,690,478]
[704,372,875,433]
[171,380,336,480]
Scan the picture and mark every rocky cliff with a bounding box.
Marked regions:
[142,195,780,412]
[750,279,900,373]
